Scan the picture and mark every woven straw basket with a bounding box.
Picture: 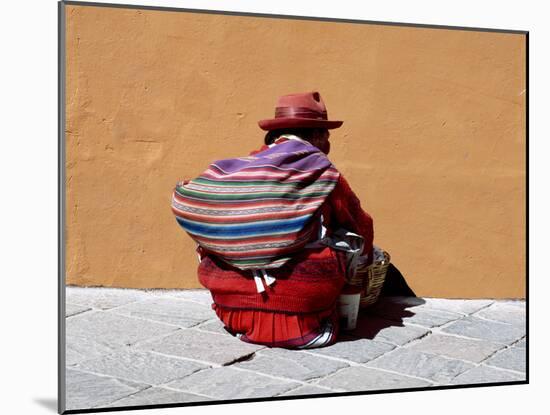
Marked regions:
[349,251,391,308]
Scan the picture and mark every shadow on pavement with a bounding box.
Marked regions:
[341,263,424,340]
[349,303,419,340]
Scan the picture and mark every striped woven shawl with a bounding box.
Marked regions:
[171,139,340,269]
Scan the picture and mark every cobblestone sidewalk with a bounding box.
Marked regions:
[64,287,526,411]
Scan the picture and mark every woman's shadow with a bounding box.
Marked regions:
[341,263,425,340]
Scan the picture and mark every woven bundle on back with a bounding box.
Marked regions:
[171,139,340,269]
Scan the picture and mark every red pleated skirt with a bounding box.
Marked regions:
[212,303,340,348]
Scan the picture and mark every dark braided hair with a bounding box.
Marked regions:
[264,128,325,145]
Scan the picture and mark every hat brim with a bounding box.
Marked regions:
[258,117,343,131]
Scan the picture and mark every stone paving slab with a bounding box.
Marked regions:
[500,300,526,309]
[66,303,92,317]
[135,328,263,366]
[66,286,151,310]
[234,348,349,381]
[514,338,526,348]
[307,337,395,364]
[366,348,474,383]
[422,298,494,315]
[405,333,504,363]
[451,365,525,385]
[165,367,300,399]
[143,289,214,305]
[66,334,116,366]
[473,302,527,326]
[442,316,525,344]
[194,319,228,335]
[484,345,526,373]
[104,386,212,408]
[277,385,335,397]
[367,300,463,328]
[66,368,149,410]
[317,366,431,391]
[351,316,431,346]
[373,296,494,315]
[170,289,214,305]
[66,311,179,366]
[75,349,210,385]
[108,297,216,328]
[66,310,179,350]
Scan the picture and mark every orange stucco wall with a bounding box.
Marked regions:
[64,5,526,298]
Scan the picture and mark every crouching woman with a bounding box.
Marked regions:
[172,92,373,349]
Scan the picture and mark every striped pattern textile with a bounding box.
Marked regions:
[171,139,340,270]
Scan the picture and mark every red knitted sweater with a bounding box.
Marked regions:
[321,174,374,262]
[198,246,347,314]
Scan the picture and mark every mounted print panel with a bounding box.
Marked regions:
[59,1,527,413]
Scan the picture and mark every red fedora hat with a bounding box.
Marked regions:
[258,91,343,131]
